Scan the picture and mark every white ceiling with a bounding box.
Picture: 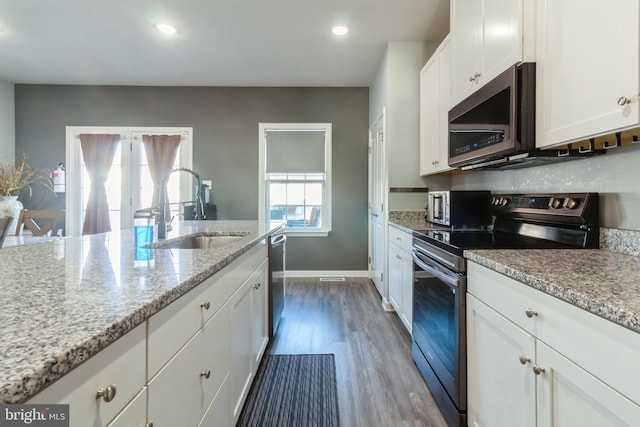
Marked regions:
[0,0,449,87]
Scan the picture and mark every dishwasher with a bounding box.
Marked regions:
[268,231,286,337]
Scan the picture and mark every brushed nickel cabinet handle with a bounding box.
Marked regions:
[519,355,531,365]
[253,282,261,290]
[200,301,210,310]
[146,423,154,427]
[200,370,211,379]
[618,96,631,106]
[96,384,117,402]
[533,365,546,375]
[525,309,538,318]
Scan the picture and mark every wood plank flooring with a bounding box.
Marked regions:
[267,277,448,427]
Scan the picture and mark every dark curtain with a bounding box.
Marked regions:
[141,135,182,221]
[79,134,120,235]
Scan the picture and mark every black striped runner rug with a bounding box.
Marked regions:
[237,354,340,427]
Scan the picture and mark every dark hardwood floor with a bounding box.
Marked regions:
[267,277,448,427]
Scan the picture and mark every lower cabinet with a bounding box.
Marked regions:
[28,323,146,427]
[26,238,270,427]
[230,258,269,424]
[388,226,413,333]
[467,262,640,427]
[107,387,147,427]
[147,303,230,426]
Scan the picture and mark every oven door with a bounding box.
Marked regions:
[412,247,466,410]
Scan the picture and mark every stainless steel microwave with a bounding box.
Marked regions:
[448,63,536,169]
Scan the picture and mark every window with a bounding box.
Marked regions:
[259,123,332,236]
[65,126,193,236]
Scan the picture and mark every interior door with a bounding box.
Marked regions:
[368,111,385,297]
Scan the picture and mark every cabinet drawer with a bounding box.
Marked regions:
[468,262,640,405]
[148,304,231,427]
[388,225,413,253]
[148,271,227,378]
[226,239,268,297]
[28,324,146,427]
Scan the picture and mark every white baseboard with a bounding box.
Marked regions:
[381,297,395,312]
[286,270,370,278]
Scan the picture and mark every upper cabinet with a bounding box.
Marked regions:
[536,0,640,148]
[450,0,536,106]
[420,36,454,175]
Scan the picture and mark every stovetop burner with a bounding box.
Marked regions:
[413,192,600,253]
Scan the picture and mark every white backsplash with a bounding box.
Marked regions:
[452,143,640,230]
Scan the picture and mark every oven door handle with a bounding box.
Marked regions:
[412,251,461,289]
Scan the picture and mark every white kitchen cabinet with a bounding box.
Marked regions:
[230,256,270,424]
[28,324,146,427]
[420,35,454,175]
[387,225,413,332]
[536,0,640,148]
[450,0,535,105]
[147,303,230,427]
[251,259,269,370]
[467,262,640,427]
[106,387,147,427]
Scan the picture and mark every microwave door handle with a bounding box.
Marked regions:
[412,251,461,289]
[433,195,443,220]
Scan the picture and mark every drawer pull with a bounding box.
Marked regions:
[200,301,210,310]
[518,355,531,365]
[200,370,211,379]
[533,365,546,375]
[146,423,154,427]
[96,384,117,402]
[525,309,538,318]
[253,282,261,290]
[618,96,631,106]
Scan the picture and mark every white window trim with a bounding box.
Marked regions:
[258,122,332,237]
[65,126,193,237]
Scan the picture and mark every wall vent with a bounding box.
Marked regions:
[319,277,346,282]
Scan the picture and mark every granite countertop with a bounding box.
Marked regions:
[0,220,283,404]
[388,216,640,335]
[465,249,640,334]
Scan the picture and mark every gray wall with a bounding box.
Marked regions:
[0,80,14,162]
[14,85,370,271]
[452,143,640,230]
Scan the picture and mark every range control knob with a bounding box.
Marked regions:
[564,198,580,209]
[550,198,564,209]
[491,197,500,206]
[500,197,510,207]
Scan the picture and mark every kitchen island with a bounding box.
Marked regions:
[0,219,283,408]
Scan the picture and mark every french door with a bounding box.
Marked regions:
[65,126,193,236]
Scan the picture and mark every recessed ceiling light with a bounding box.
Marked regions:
[156,23,177,35]
[331,25,349,36]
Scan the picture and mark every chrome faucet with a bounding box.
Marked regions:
[158,167,206,239]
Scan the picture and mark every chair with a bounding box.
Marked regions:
[15,209,63,236]
[0,216,12,248]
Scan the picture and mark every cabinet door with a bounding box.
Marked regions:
[229,277,254,423]
[467,294,536,427]
[451,0,482,103]
[107,387,147,427]
[536,341,640,427]
[147,304,230,427]
[536,0,640,147]
[387,242,403,313]
[419,53,441,176]
[437,38,453,171]
[399,248,413,332]
[251,259,269,373]
[481,0,523,87]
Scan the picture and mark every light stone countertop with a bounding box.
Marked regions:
[389,217,640,335]
[464,249,640,334]
[0,220,284,404]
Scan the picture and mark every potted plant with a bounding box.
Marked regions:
[0,154,54,231]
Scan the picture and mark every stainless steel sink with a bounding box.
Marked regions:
[153,232,248,249]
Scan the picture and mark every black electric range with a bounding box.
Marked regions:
[413,192,600,255]
[410,193,599,427]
